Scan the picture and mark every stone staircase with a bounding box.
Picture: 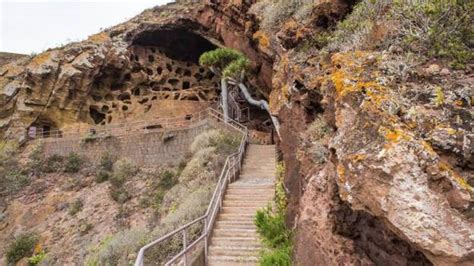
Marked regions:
[208,144,276,265]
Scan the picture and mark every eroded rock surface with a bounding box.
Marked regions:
[1,0,473,265]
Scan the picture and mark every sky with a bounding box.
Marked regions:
[0,0,173,54]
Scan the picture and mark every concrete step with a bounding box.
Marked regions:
[225,191,274,196]
[228,184,274,189]
[217,213,257,221]
[213,228,258,238]
[239,176,275,180]
[224,192,273,199]
[215,220,256,229]
[208,255,259,266]
[221,207,264,215]
[209,246,259,257]
[223,195,273,201]
[210,236,260,247]
[222,201,270,208]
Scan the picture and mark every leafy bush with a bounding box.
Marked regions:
[325,0,473,68]
[2,169,30,194]
[64,152,83,173]
[27,250,47,266]
[69,198,84,216]
[6,233,38,264]
[42,154,64,173]
[110,187,130,203]
[99,152,115,172]
[260,245,293,266]
[110,159,138,187]
[159,169,178,189]
[0,141,30,194]
[108,159,137,203]
[251,0,313,32]
[95,170,110,183]
[255,162,293,265]
[85,229,149,266]
[190,129,240,155]
[95,152,115,183]
[27,143,44,176]
[390,0,473,69]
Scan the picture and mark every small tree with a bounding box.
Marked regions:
[199,48,280,137]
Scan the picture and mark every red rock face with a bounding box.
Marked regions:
[1,1,473,265]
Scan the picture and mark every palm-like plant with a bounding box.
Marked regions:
[199,48,280,137]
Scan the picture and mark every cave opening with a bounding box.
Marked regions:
[89,106,106,124]
[131,28,217,63]
[30,117,59,138]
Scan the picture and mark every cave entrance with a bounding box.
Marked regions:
[89,106,106,125]
[131,28,217,63]
[30,117,60,138]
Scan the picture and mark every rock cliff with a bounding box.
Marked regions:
[1,0,473,265]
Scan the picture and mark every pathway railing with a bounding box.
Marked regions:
[21,108,213,142]
[134,108,248,266]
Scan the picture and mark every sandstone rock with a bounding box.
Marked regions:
[425,64,441,76]
[440,68,450,76]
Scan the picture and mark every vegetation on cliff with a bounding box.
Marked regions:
[255,162,293,266]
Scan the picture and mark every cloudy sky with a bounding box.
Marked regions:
[0,0,173,54]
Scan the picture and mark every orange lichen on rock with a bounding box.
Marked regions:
[337,164,346,183]
[348,153,367,162]
[252,30,270,48]
[438,162,473,192]
[30,51,52,67]
[88,32,111,43]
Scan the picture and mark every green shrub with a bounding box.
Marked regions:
[27,143,44,175]
[69,198,84,216]
[110,187,130,203]
[391,0,473,69]
[6,233,38,264]
[325,0,473,68]
[255,162,293,265]
[27,250,47,266]
[260,245,293,266]
[190,129,240,155]
[110,159,138,187]
[251,0,313,32]
[159,170,178,189]
[95,170,110,183]
[42,154,64,173]
[85,229,148,266]
[64,152,83,173]
[99,152,115,172]
[1,169,30,194]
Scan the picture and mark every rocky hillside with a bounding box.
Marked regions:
[0,52,27,67]
[0,0,473,265]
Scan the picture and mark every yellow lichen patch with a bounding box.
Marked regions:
[337,164,346,183]
[421,141,437,156]
[88,32,110,43]
[252,30,270,48]
[438,162,473,191]
[433,86,444,106]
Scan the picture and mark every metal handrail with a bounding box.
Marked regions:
[134,109,248,266]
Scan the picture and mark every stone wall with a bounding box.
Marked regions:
[40,120,213,167]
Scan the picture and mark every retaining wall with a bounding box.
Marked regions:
[39,120,213,167]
